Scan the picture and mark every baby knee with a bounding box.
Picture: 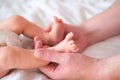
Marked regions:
[8,15,24,23]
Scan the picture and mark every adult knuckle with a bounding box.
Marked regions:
[39,48,53,61]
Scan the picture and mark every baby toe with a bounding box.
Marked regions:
[68,40,75,46]
[65,32,74,41]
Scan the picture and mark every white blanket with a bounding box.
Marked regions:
[1,0,120,80]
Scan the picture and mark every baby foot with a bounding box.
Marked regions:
[35,32,79,53]
[49,32,79,53]
[48,16,65,46]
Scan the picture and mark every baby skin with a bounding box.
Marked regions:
[0,15,65,45]
[34,32,79,53]
[0,16,79,78]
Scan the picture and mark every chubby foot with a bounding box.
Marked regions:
[49,32,79,52]
[47,16,65,46]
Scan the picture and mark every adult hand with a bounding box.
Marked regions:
[34,49,98,80]
[45,17,89,52]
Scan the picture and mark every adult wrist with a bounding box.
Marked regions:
[80,20,102,46]
[76,56,99,80]
[78,22,94,46]
[100,56,120,79]
[81,57,117,80]
[82,58,100,80]
[91,58,119,80]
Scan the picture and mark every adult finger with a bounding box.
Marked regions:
[34,48,65,64]
[34,36,43,49]
[39,63,59,79]
[35,40,43,49]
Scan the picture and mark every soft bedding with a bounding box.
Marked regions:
[0,0,119,80]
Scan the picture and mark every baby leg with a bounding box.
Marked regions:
[0,46,50,78]
[0,15,51,45]
[0,15,65,45]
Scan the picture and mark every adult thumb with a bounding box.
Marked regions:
[34,48,64,64]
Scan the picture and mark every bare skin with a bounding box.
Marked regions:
[34,0,120,79]
[45,16,88,52]
[0,15,65,45]
[34,32,79,53]
[0,16,78,78]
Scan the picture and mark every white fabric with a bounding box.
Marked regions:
[0,29,22,47]
[0,0,120,80]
